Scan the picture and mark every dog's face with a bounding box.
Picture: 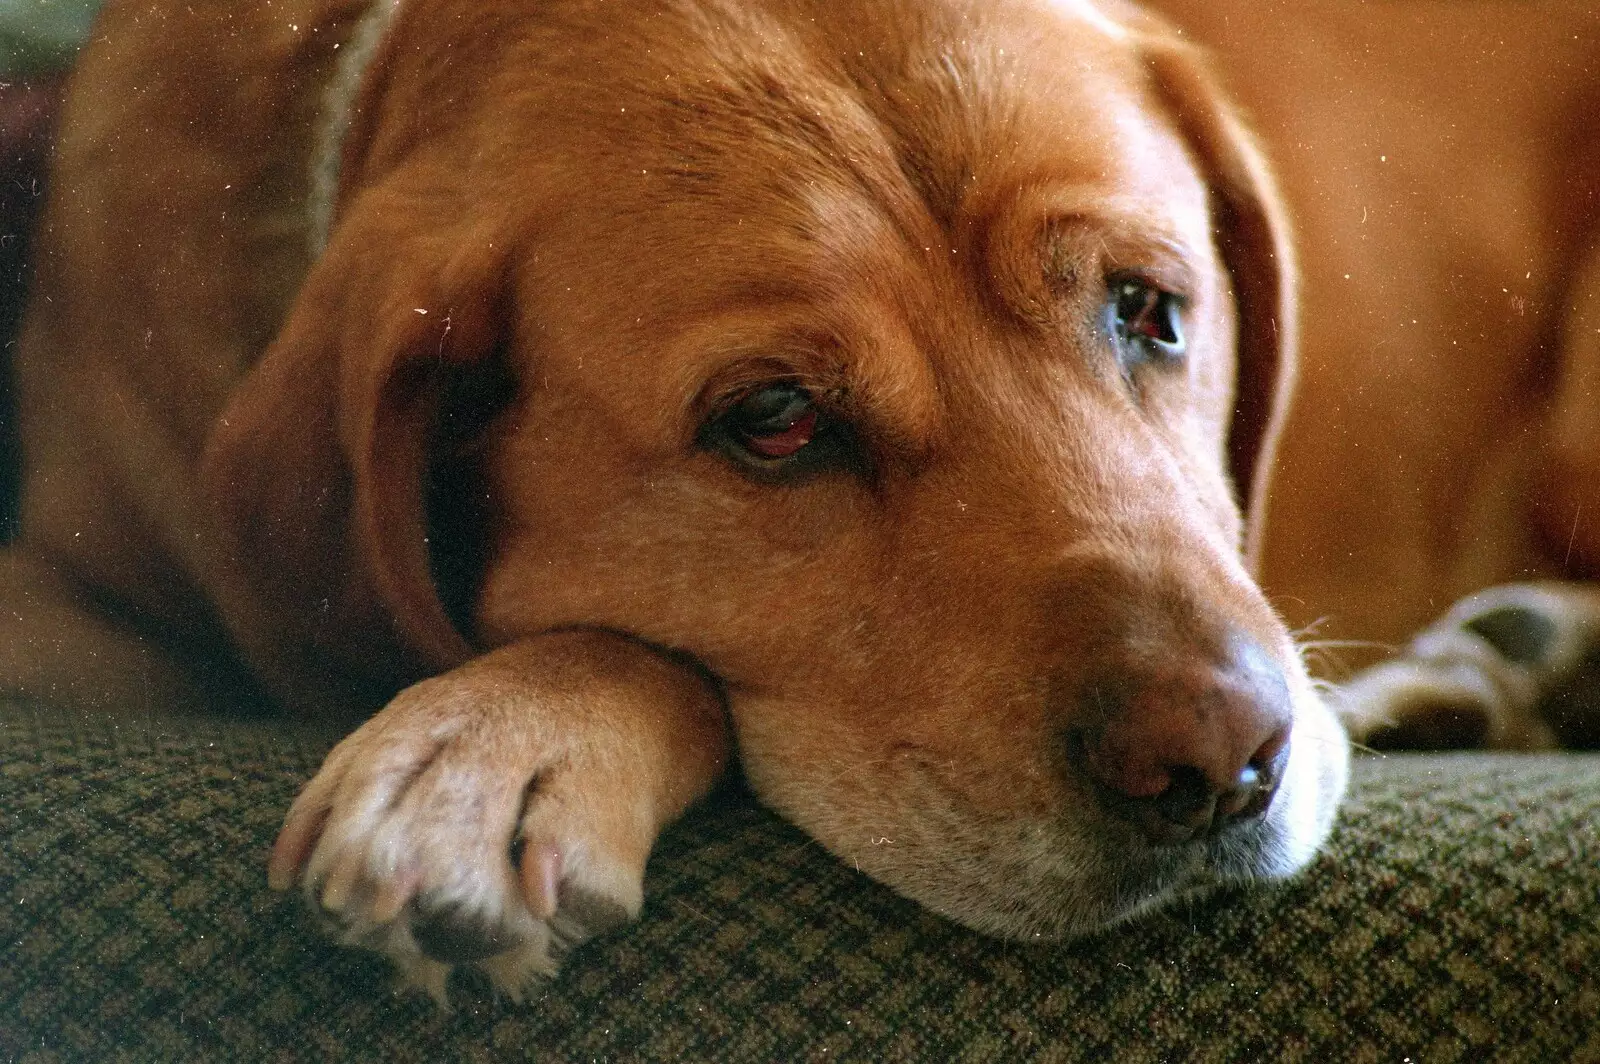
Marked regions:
[216,0,1349,936]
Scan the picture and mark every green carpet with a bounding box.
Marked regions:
[2,703,1597,1062]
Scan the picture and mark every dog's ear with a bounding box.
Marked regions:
[201,188,510,711]
[1138,33,1299,573]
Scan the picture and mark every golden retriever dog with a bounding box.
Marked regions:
[3,0,1591,1000]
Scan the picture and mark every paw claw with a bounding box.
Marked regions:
[370,863,420,925]
[394,957,454,1007]
[551,884,633,944]
[518,840,563,921]
[480,932,559,1001]
[268,803,327,891]
[266,854,296,893]
[319,848,365,914]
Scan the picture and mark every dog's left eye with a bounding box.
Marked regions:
[1107,278,1186,370]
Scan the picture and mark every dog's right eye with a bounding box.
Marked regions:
[702,383,858,479]
[723,384,819,459]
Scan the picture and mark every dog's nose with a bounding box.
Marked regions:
[1069,633,1293,844]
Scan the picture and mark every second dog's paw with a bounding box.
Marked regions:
[1336,582,1600,750]
[268,669,656,1003]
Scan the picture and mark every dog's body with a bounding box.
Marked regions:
[4,0,1595,997]
[1162,0,1600,749]
[1176,0,1600,654]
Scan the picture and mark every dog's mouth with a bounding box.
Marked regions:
[872,748,1291,935]
[734,696,1349,942]
[899,806,1303,941]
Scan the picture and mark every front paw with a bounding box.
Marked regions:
[267,635,728,1002]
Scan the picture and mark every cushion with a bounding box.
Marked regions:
[2,701,1596,1061]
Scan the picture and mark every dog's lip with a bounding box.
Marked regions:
[1036,823,1296,937]
[889,737,1263,849]
[894,737,1301,890]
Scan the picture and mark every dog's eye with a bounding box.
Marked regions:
[703,381,863,480]
[1107,278,1185,369]
[723,384,818,459]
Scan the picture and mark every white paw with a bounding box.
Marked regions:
[269,672,653,1003]
[1336,582,1600,750]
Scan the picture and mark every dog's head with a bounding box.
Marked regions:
[207,0,1348,936]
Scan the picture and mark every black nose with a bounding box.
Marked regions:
[1069,631,1294,845]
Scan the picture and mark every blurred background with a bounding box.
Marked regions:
[0,0,99,541]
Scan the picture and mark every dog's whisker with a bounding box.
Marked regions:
[1295,638,1394,652]
[1288,616,1334,641]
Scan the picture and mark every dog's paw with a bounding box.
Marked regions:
[1336,582,1600,750]
[267,649,686,1003]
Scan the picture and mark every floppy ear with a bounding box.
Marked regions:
[201,190,510,713]
[1139,33,1299,574]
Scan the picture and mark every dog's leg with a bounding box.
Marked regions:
[0,548,216,714]
[1335,582,1600,750]
[267,629,728,1002]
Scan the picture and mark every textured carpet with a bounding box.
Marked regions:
[1,702,1597,1062]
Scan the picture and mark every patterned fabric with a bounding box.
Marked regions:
[1,700,1596,1062]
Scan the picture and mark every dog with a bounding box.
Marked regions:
[3,0,1590,1001]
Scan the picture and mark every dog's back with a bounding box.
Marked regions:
[3,0,374,710]
[1151,0,1600,655]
